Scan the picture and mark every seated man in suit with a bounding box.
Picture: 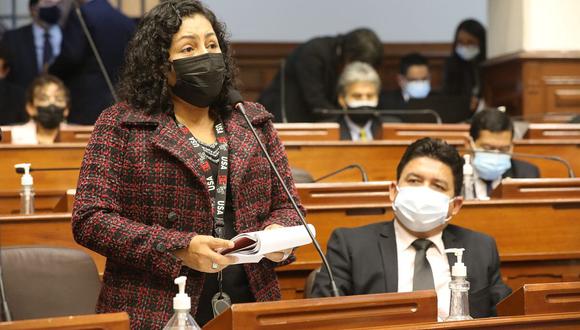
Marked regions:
[311,137,511,319]
[469,108,540,198]
[336,61,384,141]
[0,44,26,125]
[380,52,431,109]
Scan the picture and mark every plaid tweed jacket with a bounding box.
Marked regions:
[72,102,303,329]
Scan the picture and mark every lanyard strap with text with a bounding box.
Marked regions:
[177,120,229,239]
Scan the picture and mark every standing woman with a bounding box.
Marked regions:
[71,1,302,328]
[443,19,487,112]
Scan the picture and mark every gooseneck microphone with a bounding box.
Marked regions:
[228,89,340,297]
[314,164,368,183]
[73,1,119,103]
[464,148,575,178]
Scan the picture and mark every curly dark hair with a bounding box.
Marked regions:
[117,0,237,115]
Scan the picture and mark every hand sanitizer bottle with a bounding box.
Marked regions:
[444,248,473,321]
[15,163,34,215]
[462,155,475,200]
[163,276,201,330]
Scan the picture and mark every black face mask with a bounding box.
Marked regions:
[170,53,226,108]
[346,105,377,126]
[34,105,65,129]
[38,6,61,25]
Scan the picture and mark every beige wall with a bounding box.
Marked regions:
[488,0,580,58]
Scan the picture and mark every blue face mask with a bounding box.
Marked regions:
[405,80,431,99]
[472,151,512,181]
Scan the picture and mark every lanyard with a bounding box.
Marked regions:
[177,120,229,239]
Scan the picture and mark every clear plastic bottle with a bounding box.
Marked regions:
[163,276,201,330]
[444,248,473,321]
[15,163,35,215]
[462,155,475,200]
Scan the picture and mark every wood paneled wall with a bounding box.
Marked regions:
[231,42,451,101]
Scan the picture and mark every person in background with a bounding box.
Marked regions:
[310,137,511,319]
[9,74,70,144]
[71,1,302,328]
[336,61,383,141]
[1,0,63,90]
[443,19,486,112]
[49,0,135,125]
[469,108,540,198]
[380,52,432,109]
[258,28,383,123]
[0,44,27,125]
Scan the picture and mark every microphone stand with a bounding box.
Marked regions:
[233,98,340,297]
[73,1,119,103]
[313,108,443,124]
[280,59,288,123]
[314,164,368,183]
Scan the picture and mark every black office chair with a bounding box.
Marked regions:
[0,246,101,320]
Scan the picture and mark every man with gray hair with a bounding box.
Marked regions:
[336,61,384,141]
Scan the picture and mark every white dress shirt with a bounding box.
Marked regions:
[394,219,451,321]
[7,120,70,145]
[32,23,62,72]
[343,115,374,141]
[473,171,502,200]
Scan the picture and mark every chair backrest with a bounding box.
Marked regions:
[0,246,101,320]
[304,267,321,298]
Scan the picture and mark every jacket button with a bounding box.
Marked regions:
[156,243,166,252]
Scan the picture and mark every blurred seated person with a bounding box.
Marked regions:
[336,61,383,141]
[9,74,70,144]
[0,43,26,125]
[380,52,431,109]
[259,28,383,123]
[310,137,511,319]
[469,108,540,198]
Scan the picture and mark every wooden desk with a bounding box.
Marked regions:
[377,312,580,329]
[0,128,11,144]
[497,282,580,316]
[204,291,437,330]
[526,123,580,139]
[492,178,580,199]
[0,189,71,215]
[0,144,84,190]
[57,126,94,143]
[273,123,340,141]
[0,312,130,330]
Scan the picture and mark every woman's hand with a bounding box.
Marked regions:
[173,235,236,273]
[263,224,293,262]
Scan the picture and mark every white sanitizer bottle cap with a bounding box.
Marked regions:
[445,248,467,277]
[173,276,191,310]
[15,163,33,186]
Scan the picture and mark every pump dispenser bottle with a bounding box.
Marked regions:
[444,248,473,321]
[163,276,201,330]
[15,163,34,215]
[462,155,475,200]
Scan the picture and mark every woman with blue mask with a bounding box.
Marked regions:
[443,19,486,112]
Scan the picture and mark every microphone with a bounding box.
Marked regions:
[72,1,119,103]
[227,89,340,297]
[313,108,443,124]
[462,148,575,178]
[314,164,368,183]
[15,167,80,174]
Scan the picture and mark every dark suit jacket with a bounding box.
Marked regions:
[338,115,383,140]
[504,159,540,178]
[0,79,27,125]
[258,36,341,123]
[1,25,38,89]
[50,0,134,124]
[72,102,303,329]
[311,221,512,318]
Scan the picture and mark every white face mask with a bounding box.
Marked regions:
[455,45,480,61]
[346,99,378,109]
[392,186,454,233]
